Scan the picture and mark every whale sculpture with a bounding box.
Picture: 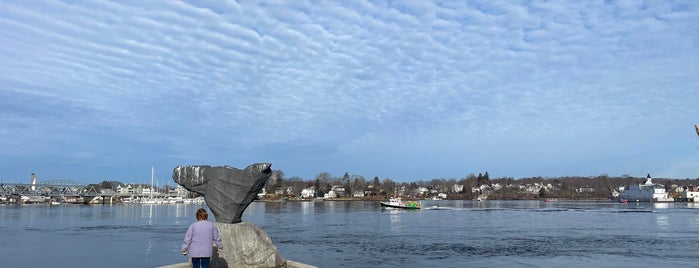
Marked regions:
[172,163,272,223]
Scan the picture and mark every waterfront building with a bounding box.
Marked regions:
[300,187,315,198]
[679,186,699,202]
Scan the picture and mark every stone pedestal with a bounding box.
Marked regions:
[211,221,287,268]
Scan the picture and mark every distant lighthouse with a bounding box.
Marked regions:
[30,173,37,192]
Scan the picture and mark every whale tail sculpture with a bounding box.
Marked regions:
[173,163,272,223]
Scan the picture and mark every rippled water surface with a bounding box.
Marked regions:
[2,200,699,267]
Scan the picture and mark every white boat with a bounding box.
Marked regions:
[140,198,164,204]
[380,197,420,209]
[167,197,184,204]
[619,174,674,202]
[140,167,163,204]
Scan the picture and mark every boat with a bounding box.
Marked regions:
[182,196,205,204]
[140,198,163,204]
[140,167,162,204]
[166,197,184,204]
[619,173,674,202]
[380,197,420,209]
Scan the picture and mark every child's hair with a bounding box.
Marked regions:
[196,208,208,220]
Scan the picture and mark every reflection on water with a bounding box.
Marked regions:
[653,203,670,209]
[301,201,312,215]
[388,208,401,224]
[147,204,154,225]
[655,214,670,229]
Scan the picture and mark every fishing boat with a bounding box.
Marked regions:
[380,197,420,209]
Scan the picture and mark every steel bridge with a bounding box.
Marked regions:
[0,180,164,204]
[0,179,95,196]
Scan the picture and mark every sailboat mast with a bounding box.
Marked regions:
[151,167,154,198]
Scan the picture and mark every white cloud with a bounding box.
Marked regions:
[0,0,698,181]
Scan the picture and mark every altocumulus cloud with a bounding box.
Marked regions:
[0,0,698,183]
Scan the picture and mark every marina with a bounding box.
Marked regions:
[0,170,200,205]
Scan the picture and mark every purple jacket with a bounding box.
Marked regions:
[181,220,223,258]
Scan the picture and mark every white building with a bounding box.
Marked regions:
[680,186,699,202]
[116,184,133,194]
[258,188,267,199]
[416,187,429,196]
[301,187,316,198]
[331,186,345,197]
[324,190,336,199]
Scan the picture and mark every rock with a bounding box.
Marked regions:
[172,163,272,223]
[170,163,292,267]
[211,222,287,268]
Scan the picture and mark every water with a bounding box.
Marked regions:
[1,200,699,268]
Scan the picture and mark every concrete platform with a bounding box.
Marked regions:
[158,260,316,268]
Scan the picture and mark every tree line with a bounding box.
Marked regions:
[88,171,699,200]
[262,171,699,200]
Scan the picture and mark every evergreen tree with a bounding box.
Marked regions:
[373,176,380,195]
[343,172,351,196]
[314,179,321,198]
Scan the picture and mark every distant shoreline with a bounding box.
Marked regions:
[255,196,614,202]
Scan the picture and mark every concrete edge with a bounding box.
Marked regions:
[157,263,190,268]
[158,260,316,268]
[287,260,317,268]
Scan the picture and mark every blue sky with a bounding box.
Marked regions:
[1,0,698,184]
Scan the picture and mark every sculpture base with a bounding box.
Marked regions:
[211,221,287,268]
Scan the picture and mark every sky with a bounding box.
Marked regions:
[1,0,698,185]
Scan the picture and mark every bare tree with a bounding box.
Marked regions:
[315,172,332,197]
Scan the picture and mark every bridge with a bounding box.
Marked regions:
[0,180,176,204]
[1,180,94,196]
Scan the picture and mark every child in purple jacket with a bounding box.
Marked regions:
[181,208,224,268]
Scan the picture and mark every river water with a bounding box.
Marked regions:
[1,200,699,267]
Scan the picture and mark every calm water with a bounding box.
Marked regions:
[1,200,699,267]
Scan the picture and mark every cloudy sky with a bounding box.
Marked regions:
[1,0,698,184]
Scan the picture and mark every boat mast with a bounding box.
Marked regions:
[150,167,154,199]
